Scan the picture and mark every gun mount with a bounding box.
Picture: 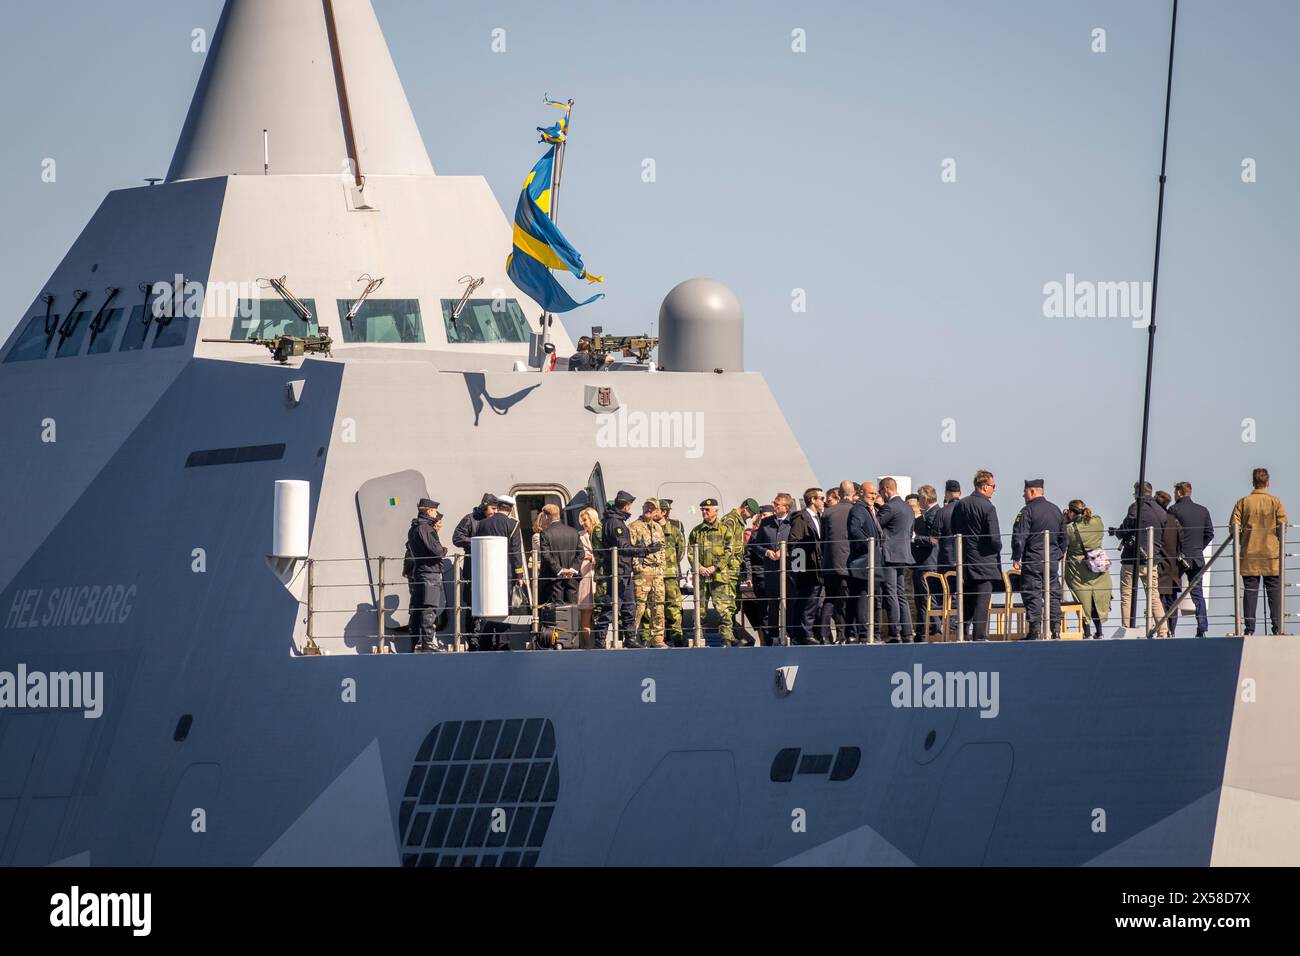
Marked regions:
[590,326,658,364]
[202,328,334,364]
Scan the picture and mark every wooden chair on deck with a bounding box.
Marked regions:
[991,569,1026,640]
[922,571,958,641]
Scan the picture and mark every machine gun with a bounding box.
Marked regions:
[202,327,334,364]
[590,326,658,364]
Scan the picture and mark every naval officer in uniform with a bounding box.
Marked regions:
[1011,479,1067,640]
[405,498,446,652]
[597,490,662,648]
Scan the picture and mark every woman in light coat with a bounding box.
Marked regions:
[577,507,600,649]
[1065,500,1112,638]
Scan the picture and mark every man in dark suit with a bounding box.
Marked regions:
[911,485,941,637]
[1170,481,1213,636]
[785,487,826,645]
[819,479,857,643]
[749,495,793,644]
[537,503,582,646]
[847,481,883,641]
[951,469,1001,641]
[877,477,915,642]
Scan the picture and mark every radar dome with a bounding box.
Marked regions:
[657,278,744,373]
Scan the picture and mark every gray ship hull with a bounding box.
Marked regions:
[0,631,1258,866]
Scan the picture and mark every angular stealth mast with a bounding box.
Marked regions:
[167,0,434,182]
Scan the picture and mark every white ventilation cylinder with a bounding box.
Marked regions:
[272,479,310,557]
[471,536,508,618]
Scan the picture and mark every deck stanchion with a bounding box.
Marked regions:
[1278,521,1287,637]
[303,558,321,655]
[1232,522,1241,636]
[377,556,387,654]
[867,538,877,643]
[1042,530,1050,639]
[956,535,964,641]
[452,555,463,652]
[778,540,788,646]
[612,547,621,648]
[531,532,541,647]
[693,543,704,648]
[1145,526,1156,638]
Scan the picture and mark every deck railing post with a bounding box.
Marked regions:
[1232,522,1241,636]
[1042,530,1050,638]
[956,535,964,641]
[778,540,788,646]
[1279,521,1287,637]
[377,556,387,654]
[867,538,877,643]
[531,532,542,647]
[452,555,463,653]
[612,547,622,648]
[693,543,704,648]
[1145,525,1156,638]
[303,558,321,655]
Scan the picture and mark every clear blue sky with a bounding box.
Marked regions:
[2,0,1296,528]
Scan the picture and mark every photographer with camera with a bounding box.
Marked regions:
[1111,481,1169,637]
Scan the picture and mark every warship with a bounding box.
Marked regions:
[1,0,1297,868]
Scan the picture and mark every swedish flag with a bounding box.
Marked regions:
[506,144,605,314]
[538,98,571,143]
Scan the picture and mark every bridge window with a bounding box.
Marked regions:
[336,298,425,343]
[230,299,319,340]
[54,312,92,358]
[87,308,125,354]
[441,299,530,344]
[185,443,286,468]
[3,315,56,363]
[153,312,192,349]
[118,305,154,351]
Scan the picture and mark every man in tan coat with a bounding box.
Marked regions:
[1230,467,1288,636]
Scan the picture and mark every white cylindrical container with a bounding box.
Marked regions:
[471,535,508,618]
[272,480,310,557]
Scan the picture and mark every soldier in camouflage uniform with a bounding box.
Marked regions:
[629,499,668,647]
[655,499,687,647]
[689,498,743,646]
[720,497,759,646]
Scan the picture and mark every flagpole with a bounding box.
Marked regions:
[540,99,574,370]
[1131,0,1177,629]
[551,99,573,225]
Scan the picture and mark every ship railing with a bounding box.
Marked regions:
[296,520,1294,653]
